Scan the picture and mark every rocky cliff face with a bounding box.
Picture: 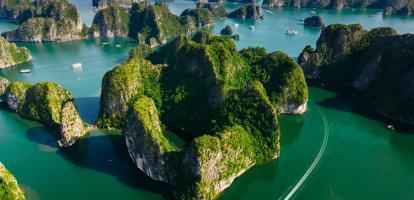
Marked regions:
[298,24,366,78]
[298,24,414,125]
[96,57,163,129]
[0,36,31,69]
[92,0,144,10]
[3,17,83,42]
[99,33,308,199]
[0,163,25,200]
[90,6,130,38]
[197,2,228,18]
[0,0,32,20]
[90,3,196,46]
[262,0,414,16]
[304,15,325,28]
[240,47,308,114]
[228,3,261,19]
[1,0,83,42]
[1,79,88,147]
[180,8,214,27]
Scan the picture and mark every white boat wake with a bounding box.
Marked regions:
[283,109,330,200]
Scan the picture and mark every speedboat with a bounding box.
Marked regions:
[264,10,273,14]
[102,42,109,45]
[234,23,239,28]
[386,124,396,131]
[248,25,255,30]
[20,69,30,73]
[72,63,82,68]
[310,10,317,15]
[116,44,121,48]
[286,28,298,35]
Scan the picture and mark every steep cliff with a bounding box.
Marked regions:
[180,8,214,27]
[197,2,227,18]
[0,0,32,20]
[228,3,261,19]
[96,57,163,129]
[262,0,414,16]
[241,47,308,114]
[1,79,88,147]
[90,6,130,38]
[0,36,31,69]
[90,3,196,46]
[298,24,414,124]
[99,33,308,199]
[1,0,83,42]
[92,0,144,10]
[0,163,25,200]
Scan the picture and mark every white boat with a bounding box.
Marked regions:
[310,10,317,15]
[248,25,255,30]
[20,69,30,73]
[234,23,239,28]
[116,44,121,48]
[386,124,396,131]
[102,42,109,45]
[72,63,82,68]
[264,10,273,14]
[286,28,298,35]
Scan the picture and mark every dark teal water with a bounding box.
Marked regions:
[1,1,414,199]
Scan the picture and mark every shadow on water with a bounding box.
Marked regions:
[57,133,174,199]
[279,115,305,145]
[24,125,174,199]
[309,80,414,134]
[75,97,100,124]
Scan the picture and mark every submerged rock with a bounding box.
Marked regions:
[2,79,88,147]
[0,36,31,69]
[228,3,261,19]
[0,162,25,200]
[304,15,325,28]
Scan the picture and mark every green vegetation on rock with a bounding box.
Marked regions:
[0,36,32,69]
[180,8,214,27]
[0,0,83,42]
[1,78,87,147]
[99,32,308,199]
[90,6,130,38]
[298,24,414,124]
[96,57,163,128]
[0,163,25,200]
[228,3,261,19]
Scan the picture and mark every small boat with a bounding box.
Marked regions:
[72,63,82,68]
[234,23,239,28]
[369,14,375,17]
[264,10,273,14]
[310,10,317,15]
[286,28,298,35]
[116,44,121,48]
[386,124,396,131]
[102,42,109,45]
[296,18,305,21]
[248,25,255,30]
[20,69,30,73]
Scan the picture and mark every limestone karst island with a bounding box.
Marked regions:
[0,0,414,199]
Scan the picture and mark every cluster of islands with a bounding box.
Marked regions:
[0,0,413,199]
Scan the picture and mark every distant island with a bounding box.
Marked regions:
[262,0,414,16]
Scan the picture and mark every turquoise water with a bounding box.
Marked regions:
[1,1,414,200]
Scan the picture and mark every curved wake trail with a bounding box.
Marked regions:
[283,110,330,200]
